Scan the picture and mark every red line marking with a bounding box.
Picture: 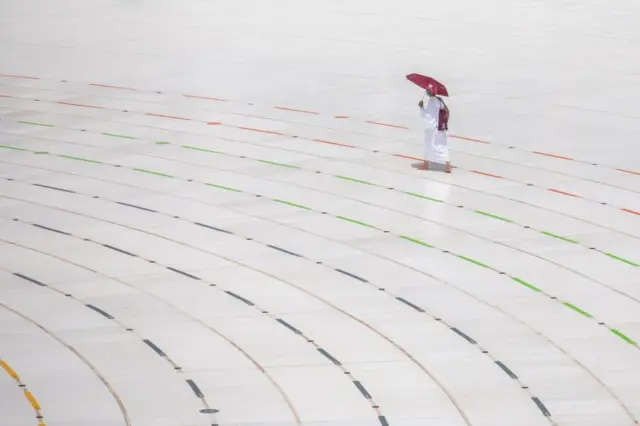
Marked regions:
[622,208,640,216]
[549,188,579,197]
[146,113,192,121]
[365,121,410,130]
[57,101,103,109]
[237,127,284,136]
[450,134,490,144]
[0,95,13,98]
[89,83,136,91]
[274,106,319,115]
[471,170,504,179]
[393,153,423,161]
[335,116,349,119]
[617,168,640,176]
[0,74,39,80]
[312,139,357,148]
[183,94,228,102]
[207,122,222,126]
[533,151,574,161]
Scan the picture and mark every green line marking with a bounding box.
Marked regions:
[605,253,638,267]
[511,277,541,292]
[541,231,578,243]
[0,145,27,151]
[399,235,433,248]
[33,151,48,155]
[475,210,512,222]
[17,120,54,127]
[564,303,593,318]
[336,175,375,185]
[155,141,171,145]
[258,159,300,169]
[336,216,377,229]
[273,199,312,210]
[133,168,174,178]
[611,329,637,345]
[182,145,223,154]
[102,132,137,140]
[457,255,489,268]
[58,155,103,164]
[205,183,242,192]
[405,192,444,203]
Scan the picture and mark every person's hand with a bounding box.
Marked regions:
[418,100,424,108]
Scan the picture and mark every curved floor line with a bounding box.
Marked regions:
[0,301,131,426]
[3,162,640,347]
[0,358,47,426]
[1,185,637,423]
[4,92,640,203]
[4,145,639,310]
[1,221,464,426]
[0,239,303,426]
[2,266,221,424]
[1,74,638,177]
[3,110,639,241]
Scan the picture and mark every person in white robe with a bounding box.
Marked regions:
[418,90,451,173]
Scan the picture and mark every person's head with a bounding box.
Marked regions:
[426,85,435,97]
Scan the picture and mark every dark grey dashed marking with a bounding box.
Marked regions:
[194,223,233,234]
[276,318,303,335]
[186,379,204,398]
[532,397,551,417]
[353,381,372,399]
[33,183,76,193]
[266,245,303,257]
[334,268,368,282]
[85,304,114,319]
[32,223,72,236]
[102,244,137,257]
[451,328,477,344]
[116,201,157,213]
[317,348,341,365]
[166,267,201,280]
[395,297,425,312]
[495,361,518,379]
[13,273,46,287]
[225,291,254,306]
[200,408,219,414]
[379,415,390,426]
[143,339,167,357]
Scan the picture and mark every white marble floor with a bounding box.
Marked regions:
[0,1,639,425]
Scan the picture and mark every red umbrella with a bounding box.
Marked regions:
[406,73,449,97]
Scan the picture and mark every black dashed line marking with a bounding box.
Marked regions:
[353,381,372,399]
[266,245,303,257]
[395,297,425,312]
[102,244,137,257]
[276,318,303,335]
[32,183,76,193]
[495,361,518,379]
[116,201,157,213]
[532,397,551,417]
[166,267,201,280]
[143,339,167,357]
[334,269,368,282]
[225,291,254,306]
[379,415,390,426]
[32,223,72,236]
[317,348,341,365]
[85,304,114,319]
[451,328,477,344]
[186,379,204,398]
[13,273,46,286]
[194,222,233,234]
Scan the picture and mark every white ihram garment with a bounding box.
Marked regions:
[421,96,449,164]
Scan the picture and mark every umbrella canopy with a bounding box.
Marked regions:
[406,73,449,97]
